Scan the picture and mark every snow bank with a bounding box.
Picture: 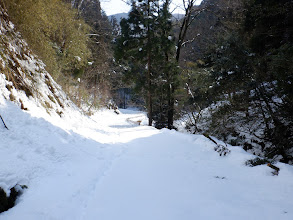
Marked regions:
[1,93,293,219]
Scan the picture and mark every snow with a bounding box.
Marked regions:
[1,90,293,220]
[8,22,14,30]
[75,56,81,62]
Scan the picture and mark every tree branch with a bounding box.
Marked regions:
[0,114,9,130]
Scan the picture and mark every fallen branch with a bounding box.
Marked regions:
[0,114,9,130]
[267,163,280,176]
[203,133,218,145]
[126,117,142,126]
[203,133,230,156]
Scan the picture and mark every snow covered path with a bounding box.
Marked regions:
[1,99,293,220]
[82,129,293,220]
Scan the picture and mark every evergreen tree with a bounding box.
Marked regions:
[153,0,177,128]
[115,0,175,127]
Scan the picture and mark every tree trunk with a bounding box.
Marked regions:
[167,86,174,129]
[147,62,152,126]
[147,0,153,126]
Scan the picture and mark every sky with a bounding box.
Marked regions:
[100,0,203,16]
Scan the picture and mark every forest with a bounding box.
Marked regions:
[1,0,292,164]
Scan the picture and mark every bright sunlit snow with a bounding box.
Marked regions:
[1,75,293,220]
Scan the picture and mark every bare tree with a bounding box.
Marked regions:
[165,0,206,128]
[176,0,207,62]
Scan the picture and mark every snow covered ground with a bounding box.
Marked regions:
[1,94,293,220]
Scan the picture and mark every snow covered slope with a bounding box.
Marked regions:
[1,92,293,219]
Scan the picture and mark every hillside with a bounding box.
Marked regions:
[0,4,74,117]
[109,13,129,22]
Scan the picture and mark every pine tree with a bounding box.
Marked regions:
[115,0,175,127]
[153,0,177,128]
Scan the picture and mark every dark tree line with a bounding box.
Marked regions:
[182,0,293,163]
